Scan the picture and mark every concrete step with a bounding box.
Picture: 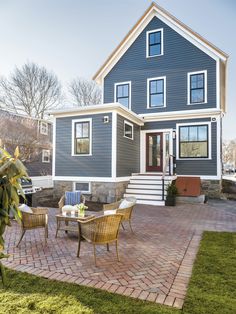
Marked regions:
[126,188,167,195]
[124,193,163,200]
[128,184,163,189]
[132,175,174,180]
[130,179,167,185]
[136,199,165,206]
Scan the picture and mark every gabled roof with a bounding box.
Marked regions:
[93,2,228,84]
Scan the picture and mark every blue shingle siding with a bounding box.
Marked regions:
[142,118,217,176]
[104,16,216,114]
[117,115,140,176]
[55,113,112,177]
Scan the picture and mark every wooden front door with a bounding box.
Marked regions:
[146,132,163,172]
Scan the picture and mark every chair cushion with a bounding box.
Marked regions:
[104,209,117,215]
[19,204,33,213]
[119,199,135,209]
[65,191,81,205]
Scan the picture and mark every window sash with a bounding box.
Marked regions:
[148,31,162,56]
[149,79,164,107]
[116,84,130,107]
[179,125,209,158]
[124,122,133,139]
[190,73,205,103]
[74,121,90,155]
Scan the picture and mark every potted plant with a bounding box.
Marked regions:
[75,203,88,217]
[165,181,178,206]
[0,147,27,285]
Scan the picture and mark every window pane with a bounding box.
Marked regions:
[149,44,161,56]
[124,123,133,138]
[117,84,128,97]
[189,126,198,141]
[118,97,129,108]
[198,126,207,141]
[150,94,163,107]
[149,31,161,44]
[75,123,82,138]
[180,127,188,141]
[75,182,89,191]
[82,122,89,138]
[197,74,204,88]
[75,138,89,154]
[191,89,204,103]
[180,142,208,158]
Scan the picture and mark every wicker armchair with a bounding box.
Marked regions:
[77,214,123,265]
[16,207,48,247]
[58,194,85,213]
[103,197,136,232]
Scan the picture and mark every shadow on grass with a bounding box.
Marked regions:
[0,269,178,314]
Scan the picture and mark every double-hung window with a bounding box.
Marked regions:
[42,149,50,163]
[147,77,166,108]
[115,82,131,109]
[188,71,207,104]
[179,124,209,158]
[146,29,163,57]
[73,119,92,155]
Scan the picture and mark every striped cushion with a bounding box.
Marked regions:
[65,191,81,206]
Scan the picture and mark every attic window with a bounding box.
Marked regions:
[146,29,163,57]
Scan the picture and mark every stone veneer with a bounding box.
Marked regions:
[201,179,222,198]
[53,180,129,203]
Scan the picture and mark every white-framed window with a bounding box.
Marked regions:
[114,81,131,109]
[40,121,48,135]
[72,118,92,156]
[147,76,166,108]
[73,182,91,194]
[187,70,207,105]
[42,149,50,163]
[146,28,164,58]
[124,120,134,140]
[176,122,211,160]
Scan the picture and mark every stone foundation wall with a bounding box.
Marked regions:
[53,180,129,204]
[201,179,222,199]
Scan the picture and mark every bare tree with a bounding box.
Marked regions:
[222,139,236,166]
[0,62,61,119]
[69,78,101,106]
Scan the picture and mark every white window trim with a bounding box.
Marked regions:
[42,149,50,163]
[114,81,132,110]
[71,118,92,157]
[147,76,166,109]
[176,121,212,160]
[73,181,91,194]
[187,70,207,105]
[123,120,134,140]
[146,28,164,58]
[40,121,48,135]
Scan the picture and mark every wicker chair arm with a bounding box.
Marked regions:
[31,207,48,215]
[103,200,122,211]
[58,195,65,210]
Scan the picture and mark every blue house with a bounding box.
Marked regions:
[52,2,228,205]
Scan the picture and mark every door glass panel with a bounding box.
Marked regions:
[148,134,161,167]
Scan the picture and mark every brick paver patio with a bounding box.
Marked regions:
[3,201,236,309]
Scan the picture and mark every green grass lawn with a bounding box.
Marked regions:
[0,232,235,314]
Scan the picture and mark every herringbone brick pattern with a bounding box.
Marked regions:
[3,201,236,309]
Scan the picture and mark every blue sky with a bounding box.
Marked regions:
[0,0,235,139]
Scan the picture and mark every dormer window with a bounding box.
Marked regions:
[114,82,131,109]
[40,121,48,135]
[146,29,163,57]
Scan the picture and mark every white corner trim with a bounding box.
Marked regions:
[187,70,207,105]
[216,118,222,178]
[53,176,131,183]
[112,111,117,178]
[176,121,212,160]
[146,28,164,58]
[147,76,166,108]
[71,118,92,156]
[216,59,220,110]
[114,81,132,110]
[124,120,134,140]
[52,117,56,177]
